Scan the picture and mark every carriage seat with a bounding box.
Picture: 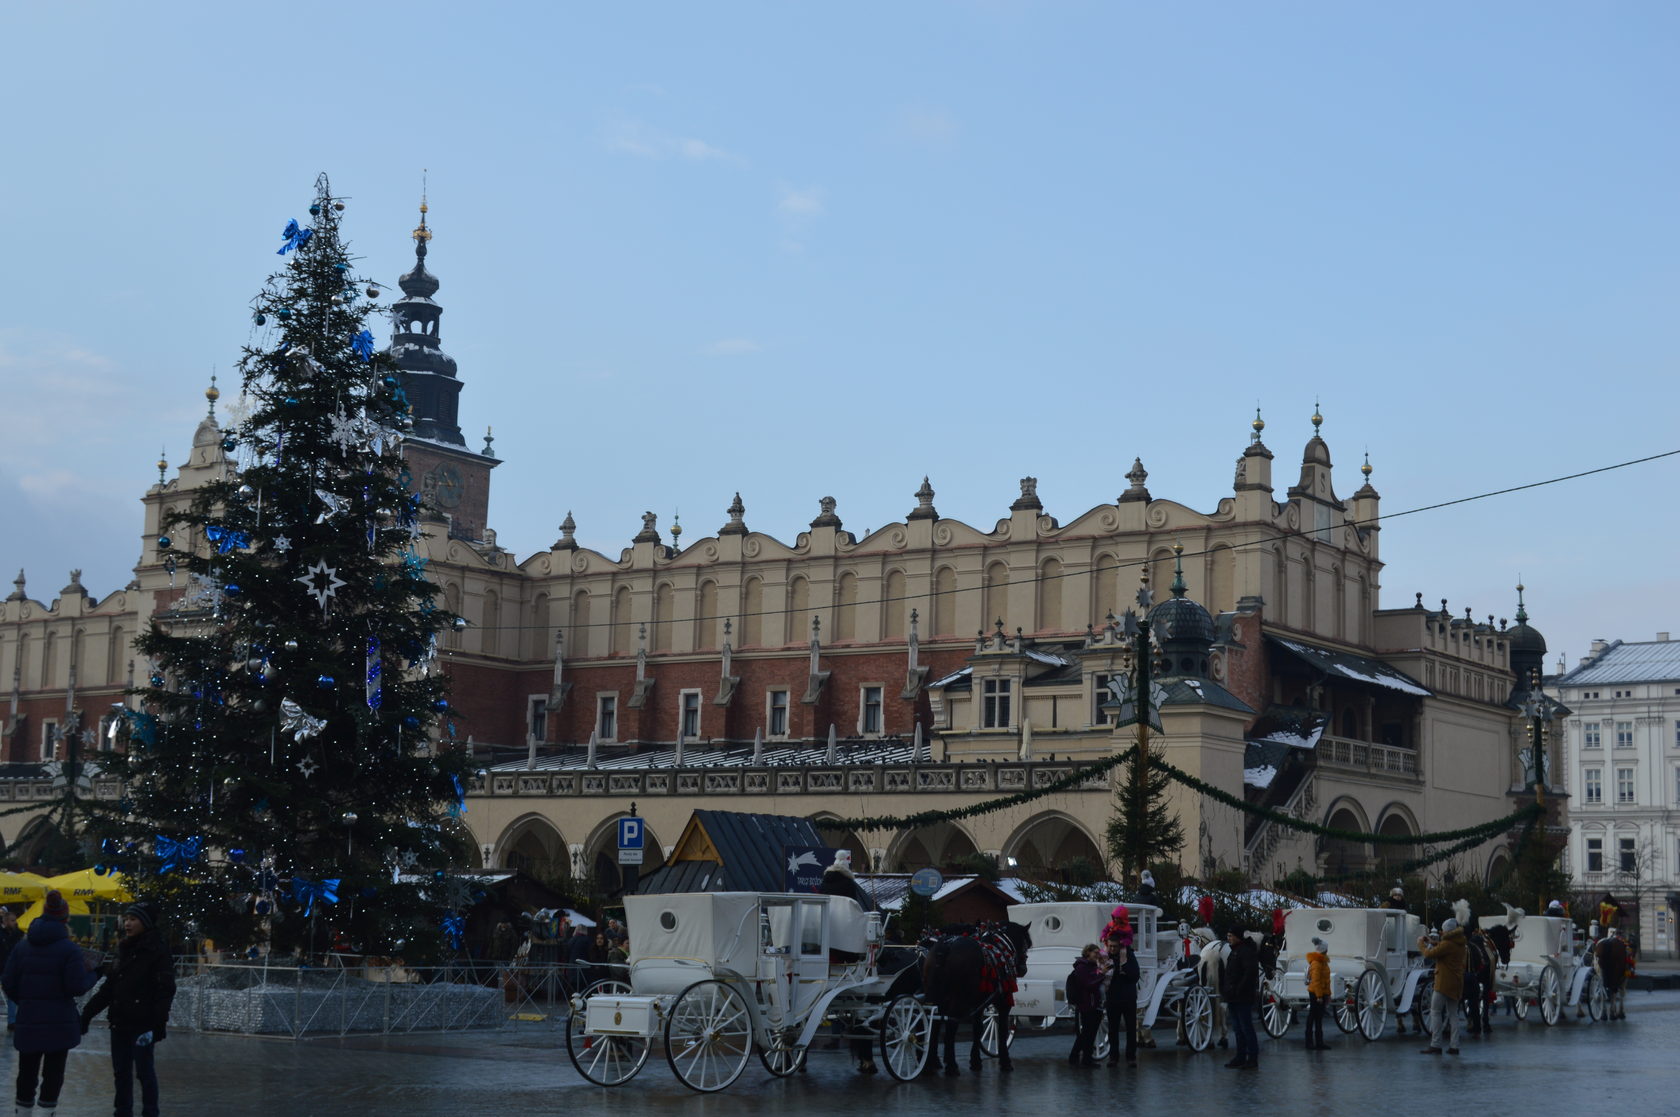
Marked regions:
[828,896,871,956]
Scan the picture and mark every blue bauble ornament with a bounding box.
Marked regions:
[157,535,171,550]
[254,673,267,685]
[276,307,292,320]
[224,583,241,596]
[283,397,300,409]
[229,848,246,863]
[254,312,266,326]
[309,204,322,216]
[255,898,272,915]
[432,699,449,712]
[402,716,419,729]
[381,375,399,389]
[221,435,237,452]
[433,870,445,881]
[93,864,106,876]
[149,674,164,687]
[317,675,335,688]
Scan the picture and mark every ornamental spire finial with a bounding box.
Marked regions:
[1515,580,1528,625]
[1311,397,1323,434]
[413,170,432,247]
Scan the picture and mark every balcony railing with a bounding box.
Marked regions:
[1318,735,1421,780]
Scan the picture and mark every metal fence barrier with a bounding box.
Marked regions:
[166,958,628,1039]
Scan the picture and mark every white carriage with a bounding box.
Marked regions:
[1264,908,1431,1041]
[565,892,930,1092]
[1006,901,1216,1054]
[1486,913,1604,1026]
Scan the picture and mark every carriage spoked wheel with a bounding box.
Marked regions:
[1181,984,1214,1052]
[1259,979,1292,1039]
[879,995,935,1081]
[664,979,754,1093]
[758,1027,808,1077]
[1585,971,1607,1022]
[1512,991,1530,1021]
[978,1003,1016,1057]
[1332,982,1359,1034]
[564,983,650,1087]
[1537,965,1562,1026]
[1354,970,1388,1041]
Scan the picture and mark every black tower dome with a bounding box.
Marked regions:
[1507,583,1548,681]
[388,198,464,446]
[1148,543,1216,678]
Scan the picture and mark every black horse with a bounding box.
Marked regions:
[920,921,1031,1077]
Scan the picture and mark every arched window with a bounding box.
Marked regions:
[696,580,719,650]
[1094,553,1119,624]
[932,567,957,636]
[834,572,858,642]
[652,584,673,652]
[742,577,764,647]
[612,586,633,655]
[1037,558,1063,633]
[787,577,810,645]
[481,591,500,656]
[571,590,592,658]
[983,561,1009,632]
[1209,545,1236,615]
[883,570,907,639]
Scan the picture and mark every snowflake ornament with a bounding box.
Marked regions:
[296,559,347,610]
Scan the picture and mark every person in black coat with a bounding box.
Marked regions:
[1219,927,1260,1070]
[0,907,22,1031]
[81,902,176,1117]
[1104,931,1141,1066]
[2,889,100,1115]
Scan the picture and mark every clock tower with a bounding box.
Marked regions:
[389,197,498,541]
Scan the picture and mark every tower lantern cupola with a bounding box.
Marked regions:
[389,195,464,447]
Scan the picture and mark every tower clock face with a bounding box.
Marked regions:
[428,464,464,509]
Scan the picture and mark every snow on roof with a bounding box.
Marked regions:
[1244,765,1278,789]
[928,667,973,689]
[492,737,926,772]
[1024,648,1075,667]
[1270,636,1431,697]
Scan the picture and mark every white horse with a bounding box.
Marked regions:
[1197,936,1231,1048]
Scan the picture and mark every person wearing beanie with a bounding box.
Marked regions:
[2,890,100,1116]
[1419,918,1468,1056]
[1304,937,1332,1050]
[81,901,175,1117]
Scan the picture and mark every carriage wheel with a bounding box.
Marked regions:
[978,1003,1016,1057]
[1538,965,1562,1026]
[1512,991,1530,1021]
[879,995,934,1081]
[664,980,754,1093]
[565,991,649,1087]
[1585,972,1606,1022]
[1093,1026,1111,1061]
[758,1027,807,1077]
[1332,982,1359,1034]
[1355,970,1388,1041]
[1259,980,1292,1039]
[1182,984,1214,1052]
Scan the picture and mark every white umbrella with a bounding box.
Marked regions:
[1019,719,1034,761]
[913,722,924,762]
[585,730,598,769]
[751,727,764,764]
[825,724,838,764]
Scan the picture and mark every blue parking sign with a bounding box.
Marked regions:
[617,817,643,849]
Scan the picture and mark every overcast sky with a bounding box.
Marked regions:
[2,1,1676,669]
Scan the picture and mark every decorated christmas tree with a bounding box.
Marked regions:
[94,174,471,956]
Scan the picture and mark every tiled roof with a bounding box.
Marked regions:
[1557,640,1680,686]
[636,811,827,894]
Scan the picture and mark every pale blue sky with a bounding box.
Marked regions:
[2,1,1676,667]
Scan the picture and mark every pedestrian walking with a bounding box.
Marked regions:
[1103,931,1140,1066]
[80,901,176,1117]
[1066,944,1105,1067]
[1304,936,1331,1050]
[1220,927,1260,1069]
[1419,917,1467,1056]
[1,889,100,1116]
[0,909,22,1032]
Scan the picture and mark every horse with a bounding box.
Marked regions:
[1196,935,1231,1048]
[920,921,1031,1077]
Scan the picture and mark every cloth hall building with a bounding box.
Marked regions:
[0,211,1559,893]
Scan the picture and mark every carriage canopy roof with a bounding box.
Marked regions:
[624,892,767,975]
[1283,907,1412,959]
[1011,901,1161,950]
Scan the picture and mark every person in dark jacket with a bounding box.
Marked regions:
[2,889,99,1116]
[0,907,22,1031]
[81,901,176,1117]
[1104,931,1141,1066]
[1220,927,1260,1069]
[1066,944,1105,1067]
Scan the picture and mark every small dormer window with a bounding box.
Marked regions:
[982,678,1013,729]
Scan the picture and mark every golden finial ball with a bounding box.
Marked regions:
[205,384,221,403]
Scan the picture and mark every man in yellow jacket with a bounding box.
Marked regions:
[1419,918,1467,1056]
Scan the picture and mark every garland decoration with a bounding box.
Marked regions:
[816,746,1543,858]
